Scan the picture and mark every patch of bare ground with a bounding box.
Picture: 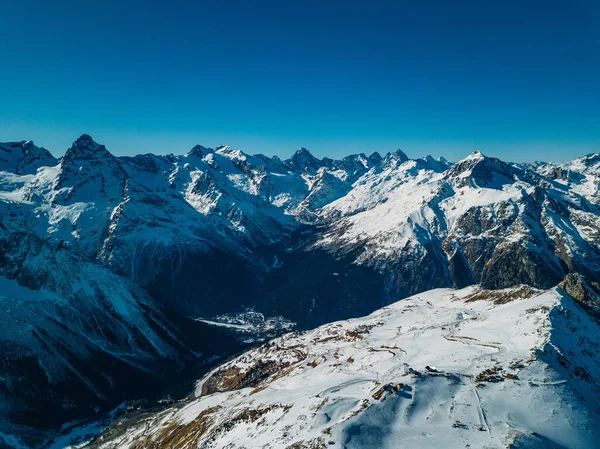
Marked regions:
[313,329,364,344]
[464,285,541,305]
[367,347,396,356]
[131,406,221,449]
[251,365,298,394]
[201,367,244,395]
[208,404,293,439]
[348,399,371,418]
[286,436,327,449]
[202,345,308,396]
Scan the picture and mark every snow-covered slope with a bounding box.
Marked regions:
[531,153,600,201]
[0,141,56,175]
[0,213,242,447]
[315,150,600,295]
[85,285,600,449]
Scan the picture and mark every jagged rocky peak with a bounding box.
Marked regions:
[57,135,128,191]
[576,153,600,168]
[448,150,521,188]
[559,273,600,320]
[378,149,410,169]
[62,134,114,163]
[187,144,210,158]
[417,154,452,172]
[18,140,55,161]
[449,150,488,172]
[122,153,168,174]
[368,151,383,165]
[0,140,57,174]
[537,163,585,184]
[330,153,368,172]
[384,148,409,164]
[561,153,600,184]
[286,147,322,172]
[214,145,249,163]
[467,149,485,160]
[214,144,236,154]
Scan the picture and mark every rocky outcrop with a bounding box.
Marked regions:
[559,273,600,320]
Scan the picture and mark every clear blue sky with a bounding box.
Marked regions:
[0,0,598,162]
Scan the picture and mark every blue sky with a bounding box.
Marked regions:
[0,0,598,161]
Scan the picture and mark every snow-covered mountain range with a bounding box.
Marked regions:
[2,135,600,447]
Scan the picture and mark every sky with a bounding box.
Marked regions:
[0,0,599,162]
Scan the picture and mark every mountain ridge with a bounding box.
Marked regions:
[3,134,600,317]
[2,135,600,447]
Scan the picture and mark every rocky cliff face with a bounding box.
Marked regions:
[558,273,600,320]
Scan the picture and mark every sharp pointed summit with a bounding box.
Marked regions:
[62,134,115,163]
[187,144,209,158]
[466,149,485,160]
[383,148,409,165]
[57,135,128,198]
[286,147,322,172]
[448,150,526,188]
[368,151,383,165]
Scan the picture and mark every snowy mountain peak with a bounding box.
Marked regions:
[213,145,250,163]
[287,147,322,172]
[188,144,209,158]
[447,151,521,188]
[417,154,452,172]
[384,148,409,164]
[575,153,600,170]
[368,151,383,164]
[62,134,114,163]
[466,149,485,160]
[0,140,56,174]
[56,135,128,202]
[295,147,313,156]
[214,144,234,153]
[76,133,94,144]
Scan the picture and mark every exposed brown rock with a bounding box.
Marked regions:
[559,273,600,320]
[464,285,541,304]
[131,406,221,449]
